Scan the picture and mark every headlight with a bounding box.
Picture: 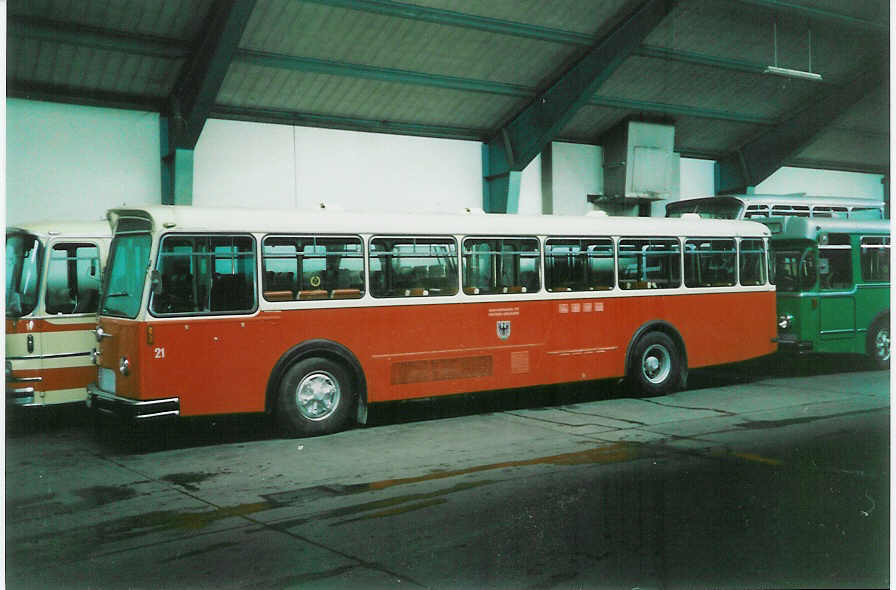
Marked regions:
[119,356,130,376]
[777,313,794,330]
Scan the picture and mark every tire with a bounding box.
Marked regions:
[868,319,890,371]
[629,331,681,396]
[276,357,355,437]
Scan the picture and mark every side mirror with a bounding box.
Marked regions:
[150,270,163,295]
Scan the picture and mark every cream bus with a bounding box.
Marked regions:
[6,221,111,407]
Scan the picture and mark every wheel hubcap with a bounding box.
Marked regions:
[875,329,890,362]
[296,371,341,421]
[641,344,671,384]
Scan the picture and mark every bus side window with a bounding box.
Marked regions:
[545,238,613,292]
[818,234,852,290]
[739,239,767,286]
[462,238,540,295]
[262,236,364,301]
[684,238,735,288]
[45,242,101,315]
[153,235,256,315]
[861,236,890,283]
[618,238,681,289]
[369,237,458,298]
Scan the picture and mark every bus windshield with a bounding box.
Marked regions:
[6,233,43,317]
[772,246,817,292]
[665,198,742,219]
[100,233,151,318]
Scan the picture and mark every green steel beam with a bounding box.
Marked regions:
[212,104,489,141]
[483,0,674,212]
[7,14,192,58]
[589,96,775,125]
[163,0,256,205]
[7,79,165,112]
[169,0,257,149]
[715,57,888,194]
[727,0,887,33]
[301,0,593,44]
[235,50,533,97]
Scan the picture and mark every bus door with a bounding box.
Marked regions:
[817,234,856,349]
[38,239,104,403]
[148,235,264,415]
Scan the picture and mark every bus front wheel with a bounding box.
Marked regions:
[276,357,354,437]
[629,331,681,396]
[868,319,890,370]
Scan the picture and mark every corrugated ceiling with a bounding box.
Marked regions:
[6,0,890,176]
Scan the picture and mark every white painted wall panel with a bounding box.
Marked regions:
[6,99,160,225]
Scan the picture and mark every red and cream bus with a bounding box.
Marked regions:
[6,221,111,407]
[88,206,776,436]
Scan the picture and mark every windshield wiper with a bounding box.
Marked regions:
[105,291,130,298]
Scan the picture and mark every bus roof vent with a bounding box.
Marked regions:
[680,213,701,221]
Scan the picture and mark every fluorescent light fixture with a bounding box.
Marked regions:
[764,65,823,82]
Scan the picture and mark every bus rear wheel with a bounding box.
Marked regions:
[629,331,681,396]
[276,357,354,437]
[868,319,890,370]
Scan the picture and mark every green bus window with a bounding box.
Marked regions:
[45,243,101,314]
[861,236,890,283]
[684,238,736,287]
[152,235,256,314]
[818,237,852,291]
[462,238,540,295]
[618,238,681,290]
[261,236,364,301]
[544,238,614,292]
[369,237,458,298]
[739,239,767,286]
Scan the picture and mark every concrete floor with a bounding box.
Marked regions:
[5,354,891,589]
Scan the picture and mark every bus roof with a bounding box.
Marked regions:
[7,219,113,239]
[768,216,891,241]
[109,205,773,238]
[668,194,885,209]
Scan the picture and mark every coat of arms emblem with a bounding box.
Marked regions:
[496,320,511,340]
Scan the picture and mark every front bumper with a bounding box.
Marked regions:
[6,375,42,406]
[87,383,180,420]
[773,334,813,354]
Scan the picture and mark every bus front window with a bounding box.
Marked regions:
[6,233,43,317]
[772,247,816,292]
[665,198,743,219]
[101,233,151,318]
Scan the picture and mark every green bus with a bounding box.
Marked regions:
[769,216,890,369]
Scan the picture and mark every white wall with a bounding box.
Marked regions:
[756,166,885,200]
[5,99,160,225]
[6,98,887,229]
[195,119,482,213]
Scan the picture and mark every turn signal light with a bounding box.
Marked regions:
[147,325,154,345]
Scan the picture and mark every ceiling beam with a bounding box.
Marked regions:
[726,0,887,33]
[7,79,165,112]
[484,0,674,170]
[301,0,593,44]
[482,0,674,213]
[235,50,533,97]
[168,0,257,150]
[7,14,192,58]
[212,105,489,141]
[589,96,774,125]
[715,58,888,194]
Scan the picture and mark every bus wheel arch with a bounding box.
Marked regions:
[625,322,688,395]
[266,339,368,434]
[866,313,890,370]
